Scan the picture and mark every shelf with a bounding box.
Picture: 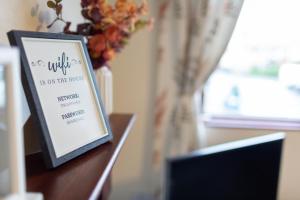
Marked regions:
[25,113,136,200]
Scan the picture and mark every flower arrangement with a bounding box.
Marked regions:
[47,0,153,69]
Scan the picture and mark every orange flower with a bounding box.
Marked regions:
[47,0,153,69]
[127,3,137,16]
[103,48,115,60]
[138,0,148,15]
[99,1,113,16]
[105,26,122,43]
[115,0,128,11]
[147,18,155,31]
[88,35,106,55]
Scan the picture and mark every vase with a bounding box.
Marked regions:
[95,66,113,115]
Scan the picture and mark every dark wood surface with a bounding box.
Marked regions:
[26,113,136,200]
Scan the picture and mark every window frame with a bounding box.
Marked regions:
[202,113,300,131]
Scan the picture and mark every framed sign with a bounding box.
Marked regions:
[0,47,26,198]
[7,30,113,168]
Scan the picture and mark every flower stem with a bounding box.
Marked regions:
[47,17,67,29]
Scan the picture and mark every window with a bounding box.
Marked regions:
[203,0,300,129]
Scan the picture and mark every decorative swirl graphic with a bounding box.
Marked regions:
[71,59,81,65]
[31,60,45,67]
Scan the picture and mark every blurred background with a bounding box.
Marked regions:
[1,0,300,200]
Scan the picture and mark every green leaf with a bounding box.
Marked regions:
[55,0,62,3]
[47,1,56,8]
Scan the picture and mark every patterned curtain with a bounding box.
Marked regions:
[152,0,244,190]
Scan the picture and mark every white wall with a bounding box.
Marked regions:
[109,28,154,200]
[109,2,156,199]
[204,127,300,200]
[0,0,83,44]
[0,1,37,43]
[107,0,158,198]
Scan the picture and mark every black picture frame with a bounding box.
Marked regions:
[7,30,113,168]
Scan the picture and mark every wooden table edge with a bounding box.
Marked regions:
[89,114,136,200]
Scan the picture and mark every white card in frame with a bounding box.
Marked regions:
[7,30,113,168]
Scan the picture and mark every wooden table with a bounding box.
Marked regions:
[25,114,136,200]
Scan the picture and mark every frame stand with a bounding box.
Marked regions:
[23,116,41,155]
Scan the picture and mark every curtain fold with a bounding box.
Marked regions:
[153,0,244,169]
